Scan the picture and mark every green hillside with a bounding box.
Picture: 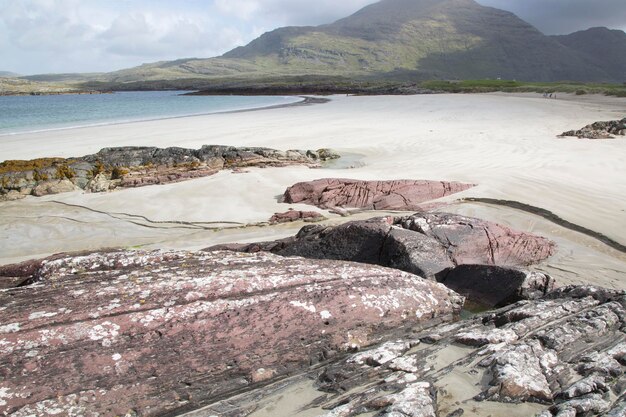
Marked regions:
[92,0,621,83]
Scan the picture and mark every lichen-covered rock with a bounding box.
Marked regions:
[559,118,626,139]
[84,172,119,192]
[0,145,332,198]
[282,178,475,211]
[181,286,625,417]
[320,381,437,417]
[559,375,609,400]
[488,339,557,401]
[31,179,79,196]
[0,249,462,416]
[210,213,556,306]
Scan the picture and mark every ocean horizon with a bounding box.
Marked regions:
[0,91,302,136]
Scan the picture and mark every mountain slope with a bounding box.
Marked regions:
[553,27,626,82]
[101,0,624,83]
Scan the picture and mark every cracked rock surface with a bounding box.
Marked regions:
[282,178,475,211]
[0,249,462,416]
[196,286,624,417]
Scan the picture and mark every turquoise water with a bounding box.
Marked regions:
[0,92,302,135]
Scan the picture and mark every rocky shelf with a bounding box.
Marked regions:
[559,118,626,139]
[0,145,340,201]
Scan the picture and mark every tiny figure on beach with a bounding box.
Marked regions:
[549,93,553,98]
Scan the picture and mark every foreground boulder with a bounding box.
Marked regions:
[559,118,626,139]
[0,146,339,200]
[0,250,463,416]
[210,213,557,306]
[197,286,625,417]
[282,178,475,211]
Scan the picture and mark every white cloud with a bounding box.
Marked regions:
[0,0,624,74]
[214,0,372,26]
[214,0,262,21]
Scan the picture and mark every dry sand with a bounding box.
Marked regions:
[1,92,625,288]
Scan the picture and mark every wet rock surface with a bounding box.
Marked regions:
[0,146,337,200]
[282,178,475,211]
[196,286,625,417]
[0,249,463,416]
[210,213,557,306]
[559,118,626,139]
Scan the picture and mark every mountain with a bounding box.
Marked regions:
[552,27,626,82]
[0,71,20,77]
[220,0,618,82]
[33,0,626,85]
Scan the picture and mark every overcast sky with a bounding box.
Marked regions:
[1,0,625,75]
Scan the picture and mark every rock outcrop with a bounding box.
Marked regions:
[170,286,626,417]
[282,179,475,211]
[0,146,339,200]
[0,249,463,416]
[210,213,557,307]
[559,118,626,139]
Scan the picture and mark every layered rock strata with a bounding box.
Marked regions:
[0,146,339,200]
[282,179,476,211]
[560,118,626,139]
[167,286,626,417]
[0,249,463,416]
[210,213,557,307]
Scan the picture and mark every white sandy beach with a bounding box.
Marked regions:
[1,93,625,287]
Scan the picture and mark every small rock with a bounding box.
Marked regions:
[455,328,519,347]
[32,179,79,196]
[560,375,608,399]
[269,210,325,224]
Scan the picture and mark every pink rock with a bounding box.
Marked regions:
[208,213,557,306]
[0,250,462,416]
[269,210,324,224]
[283,178,476,211]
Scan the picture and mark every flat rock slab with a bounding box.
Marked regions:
[0,250,463,416]
[282,178,475,211]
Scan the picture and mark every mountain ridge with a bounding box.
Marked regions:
[14,0,626,84]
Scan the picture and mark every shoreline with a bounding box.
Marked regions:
[0,94,318,139]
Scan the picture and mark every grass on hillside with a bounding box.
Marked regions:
[419,79,626,97]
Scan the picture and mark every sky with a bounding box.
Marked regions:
[1,0,625,75]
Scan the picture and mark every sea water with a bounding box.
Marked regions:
[0,91,302,135]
